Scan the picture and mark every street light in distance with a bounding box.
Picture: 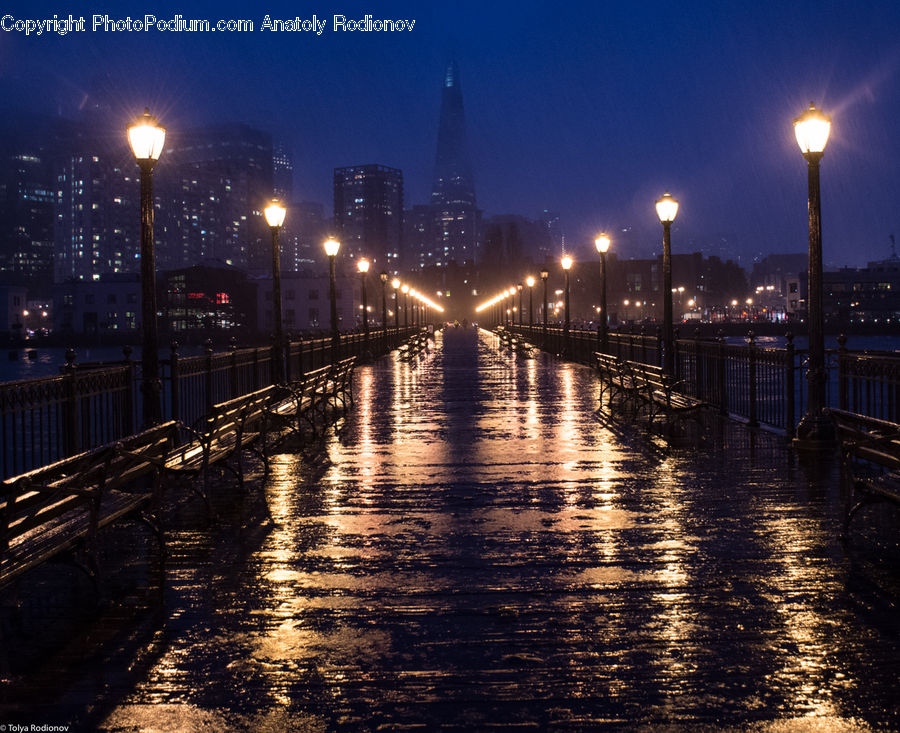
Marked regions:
[127,108,166,427]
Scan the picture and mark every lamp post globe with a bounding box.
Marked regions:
[515,283,522,326]
[561,255,573,358]
[323,238,341,358]
[264,200,287,382]
[540,269,550,344]
[401,284,409,327]
[793,102,834,448]
[655,193,678,375]
[595,233,611,353]
[357,258,370,334]
[355,258,372,361]
[526,275,535,327]
[391,278,401,329]
[128,108,165,427]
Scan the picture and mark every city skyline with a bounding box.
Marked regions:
[1,1,899,269]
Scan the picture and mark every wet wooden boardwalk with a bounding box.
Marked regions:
[4,327,900,730]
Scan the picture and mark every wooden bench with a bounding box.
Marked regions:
[398,332,429,362]
[165,388,274,510]
[327,356,357,414]
[267,357,357,442]
[593,352,630,403]
[1,420,178,592]
[828,408,900,535]
[508,335,533,357]
[624,361,706,431]
[265,366,328,441]
[299,358,356,434]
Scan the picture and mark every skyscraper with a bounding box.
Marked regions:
[53,114,142,284]
[333,164,403,267]
[282,201,326,272]
[0,117,58,292]
[157,123,274,272]
[430,62,480,267]
[272,141,294,201]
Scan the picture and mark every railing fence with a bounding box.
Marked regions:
[0,326,419,479]
[505,323,899,439]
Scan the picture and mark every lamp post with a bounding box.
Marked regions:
[357,258,370,362]
[655,192,679,375]
[380,271,388,328]
[128,109,165,427]
[526,276,535,328]
[517,283,523,325]
[264,199,287,383]
[595,233,610,353]
[401,284,409,327]
[391,278,401,328]
[794,102,834,447]
[540,270,549,343]
[324,237,341,357]
[379,271,388,353]
[561,255,573,358]
[357,258,370,333]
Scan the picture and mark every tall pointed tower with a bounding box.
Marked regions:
[430,62,480,266]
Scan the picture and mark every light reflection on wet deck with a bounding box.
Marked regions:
[31,328,900,729]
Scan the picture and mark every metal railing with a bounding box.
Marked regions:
[836,340,900,422]
[0,327,420,479]
[504,323,900,438]
[0,358,134,479]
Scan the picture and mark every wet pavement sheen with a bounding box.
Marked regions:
[11,327,900,730]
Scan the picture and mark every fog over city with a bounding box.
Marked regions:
[2,0,899,266]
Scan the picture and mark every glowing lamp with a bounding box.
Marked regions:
[655,193,679,224]
[264,200,286,228]
[595,233,610,254]
[323,238,340,257]
[794,103,831,156]
[127,109,166,162]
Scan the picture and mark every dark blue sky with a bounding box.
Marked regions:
[3,0,900,267]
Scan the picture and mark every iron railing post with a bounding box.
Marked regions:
[673,328,681,382]
[63,348,78,457]
[123,344,135,435]
[718,330,727,417]
[837,333,848,411]
[204,338,214,413]
[170,339,180,424]
[694,328,704,401]
[230,337,239,398]
[786,332,796,439]
[748,331,759,429]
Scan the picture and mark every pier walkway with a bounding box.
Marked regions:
[5,327,900,730]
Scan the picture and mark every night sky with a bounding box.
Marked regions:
[2,0,899,267]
